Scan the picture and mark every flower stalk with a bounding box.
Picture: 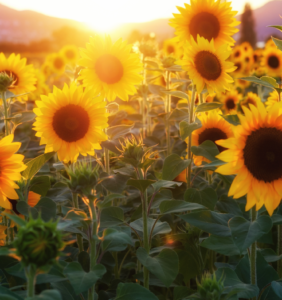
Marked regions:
[250,206,257,300]
[186,84,196,188]
[72,192,84,253]
[277,224,282,277]
[165,70,171,156]
[1,91,10,135]
[25,265,37,297]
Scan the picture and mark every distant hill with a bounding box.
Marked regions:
[0,0,281,45]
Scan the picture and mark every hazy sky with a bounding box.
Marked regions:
[0,0,270,31]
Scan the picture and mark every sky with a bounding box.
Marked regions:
[0,0,270,32]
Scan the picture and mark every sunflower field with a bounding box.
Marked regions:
[1,0,282,299]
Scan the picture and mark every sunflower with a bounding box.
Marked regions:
[0,53,36,101]
[220,90,242,114]
[231,45,244,61]
[179,36,236,94]
[0,134,26,210]
[48,53,66,75]
[78,35,143,102]
[241,42,253,55]
[216,101,282,216]
[262,48,282,77]
[169,0,239,47]
[205,93,217,103]
[163,38,183,58]
[235,78,251,90]
[239,92,261,113]
[33,83,108,163]
[265,39,277,49]
[265,90,282,108]
[29,69,50,101]
[192,110,234,166]
[60,45,79,64]
[253,49,263,66]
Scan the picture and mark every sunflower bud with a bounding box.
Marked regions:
[197,273,224,300]
[65,162,99,197]
[14,217,64,268]
[0,72,14,92]
[138,40,157,58]
[119,135,144,167]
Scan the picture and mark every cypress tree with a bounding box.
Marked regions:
[239,3,257,48]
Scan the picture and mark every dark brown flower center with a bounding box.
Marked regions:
[225,98,236,110]
[54,57,64,69]
[189,12,220,42]
[195,51,222,80]
[198,127,227,153]
[243,127,282,182]
[167,45,175,54]
[234,50,241,58]
[95,54,124,84]
[268,55,280,69]
[8,199,20,215]
[235,62,242,72]
[52,104,90,142]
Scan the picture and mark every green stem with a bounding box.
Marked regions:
[277,225,282,277]
[142,57,147,138]
[72,193,83,253]
[105,148,110,175]
[25,265,36,297]
[88,198,97,300]
[113,252,119,279]
[250,206,257,300]
[139,168,149,289]
[186,85,196,188]
[165,71,171,156]
[1,91,10,135]
[199,93,204,104]
[258,85,263,100]
[118,247,131,278]
[207,173,212,186]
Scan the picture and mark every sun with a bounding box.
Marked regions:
[86,16,121,33]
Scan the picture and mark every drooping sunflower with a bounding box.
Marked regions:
[48,53,66,75]
[169,0,239,47]
[239,92,261,113]
[179,36,236,94]
[60,45,79,64]
[29,69,50,101]
[78,35,143,102]
[192,110,234,166]
[162,38,183,58]
[0,53,36,101]
[33,83,108,163]
[262,48,282,77]
[265,90,281,108]
[220,90,242,114]
[215,101,282,216]
[0,134,26,210]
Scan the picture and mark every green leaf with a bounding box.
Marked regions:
[272,37,282,51]
[51,281,78,300]
[64,209,88,221]
[26,290,62,300]
[136,248,179,287]
[115,282,158,300]
[260,248,282,263]
[269,25,282,32]
[185,188,217,211]
[179,120,202,140]
[101,173,129,193]
[97,193,126,208]
[195,102,222,112]
[3,213,26,227]
[162,154,191,180]
[22,152,55,180]
[30,176,51,196]
[0,247,11,256]
[179,211,232,237]
[130,218,171,238]
[260,76,279,88]
[151,180,182,192]
[102,228,133,252]
[64,262,106,295]
[0,286,23,300]
[100,207,124,227]
[127,179,155,193]
[16,201,38,218]
[216,268,258,299]
[159,200,205,214]
[220,114,240,126]
[35,197,57,221]
[191,140,219,162]
[163,90,189,101]
[173,286,194,300]
[107,125,133,140]
[177,250,201,283]
[201,235,243,256]
[271,281,282,298]
[229,215,272,253]
[239,76,276,89]
[168,108,188,122]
